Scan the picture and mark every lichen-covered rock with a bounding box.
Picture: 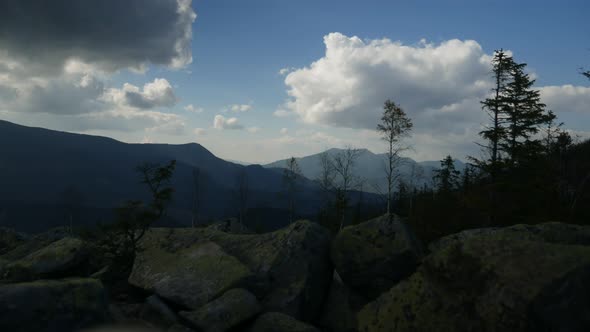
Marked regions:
[0,278,109,332]
[129,240,254,310]
[249,312,320,332]
[357,222,590,332]
[331,214,422,299]
[180,288,260,332]
[2,237,89,281]
[132,220,332,322]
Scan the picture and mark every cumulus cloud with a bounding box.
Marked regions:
[228,104,252,112]
[213,114,243,130]
[280,128,289,135]
[185,104,204,113]
[540,85,590,113]
[194,128,206,136]
[282,33,493,133]
[102,78,178,110]
[278,67,295,76]
[0,0,196,73]
[247,127,261,133]
[273,109,294,117]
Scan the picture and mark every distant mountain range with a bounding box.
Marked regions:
[263,148,465,193]
[0,120,335,232]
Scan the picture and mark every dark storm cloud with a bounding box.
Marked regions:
[0,0,196,72]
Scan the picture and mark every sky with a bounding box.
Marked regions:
[0,0,589,164]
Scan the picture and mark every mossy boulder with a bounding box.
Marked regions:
[129,239,254,310]
[132,220,332,322]
[331,214,422,299]
[248,312,320,332]
[357,222,590,332]
[0,278,109,332]
[180,288,260,332]
[2,237,89,281]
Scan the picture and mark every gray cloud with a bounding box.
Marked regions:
[0,0,196,73]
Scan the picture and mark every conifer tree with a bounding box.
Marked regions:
[433,155,461,193]
[283,157,302,224]
[502,61,555,165]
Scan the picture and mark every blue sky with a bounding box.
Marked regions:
[0,0,589,163]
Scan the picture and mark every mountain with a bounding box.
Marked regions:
[264,148,465,193]
[0,120,326,232]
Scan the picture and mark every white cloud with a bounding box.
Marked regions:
[194,127,206,136]
[102,78,178,110]
[280,128,289,135]
[228,104,252,112]
[278,67,295,76]
[540,85,590,113]
[185,104,204,113]
[282,33,492,132]
[213,114,243,130]
[247,126,261,133]
[273,109,294,117]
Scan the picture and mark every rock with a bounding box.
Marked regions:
[206,218,253,234]
[129,240,254,310]
[318,272,360,332]
[357,222,590,332]
[180,288,260,332]
[132,220,332,321]
[140,295,179,328]
[249,312,320,332]
[2,237,89,281]
[0,278,109,332]
[167,324,196,332]
[0,227,28,255]
[528,264,590,332]
[331,214,422,299]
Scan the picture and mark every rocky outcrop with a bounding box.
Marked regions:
[180,288,260,332]
[0,278,109,332]
[129,240,254,310]
[331,214,422,299]
[357,222,590,332]
[2,237,89,281]
[249,312,320,332]
[130,220,332,321]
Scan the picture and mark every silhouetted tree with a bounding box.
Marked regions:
[283,157,302,224]
[376,99,413,219]
[433,155,461,193]
[332,147,361,230]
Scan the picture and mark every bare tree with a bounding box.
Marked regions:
[332,147,362,230]
[376,100,413,219]
[283,157,302,224]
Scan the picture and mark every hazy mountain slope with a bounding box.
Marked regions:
[0,120,323,232]
[264,148,465,192]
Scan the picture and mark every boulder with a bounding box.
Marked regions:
[249,312,320,332]
[357,222,590,332]
[131,220,332,321]
[180,288,260,332]
[331,214,422,299]
[0,227,28,255]
[0,278,109,332]
[2,237,89,281]
[140,294,179,328]
[129,240,254,310]
[318,272,360,332]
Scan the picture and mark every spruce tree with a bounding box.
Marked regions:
[502,61,555,165]
[433,155,461,193]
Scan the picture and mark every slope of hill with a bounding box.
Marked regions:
[0,120,324,232]
[264,148,465,193]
